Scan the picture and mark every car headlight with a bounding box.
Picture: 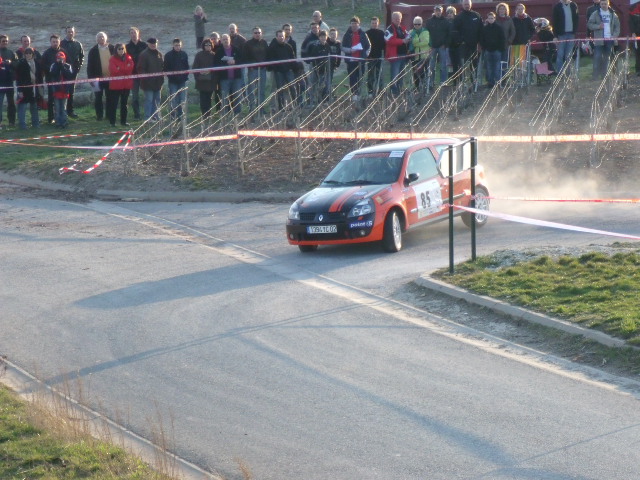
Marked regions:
[348,199,374,218]
[288,202,300,220]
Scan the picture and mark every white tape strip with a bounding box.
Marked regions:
[456,205,640,240]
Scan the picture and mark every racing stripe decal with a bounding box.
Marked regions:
[329,187,361,213]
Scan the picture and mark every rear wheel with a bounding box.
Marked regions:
[298,244,318,253]
[461,186,490,228]
[382,210,402,253]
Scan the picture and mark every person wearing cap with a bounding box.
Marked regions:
[426,5,451,88]
[87,32,115,121]
[49,51,74,128]
[40,34,68,124]
[15,47,43,129]
[137,37,164,121]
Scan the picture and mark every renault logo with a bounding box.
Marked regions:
[318,215,324,222]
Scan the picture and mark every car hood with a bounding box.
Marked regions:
[296,184,391,212]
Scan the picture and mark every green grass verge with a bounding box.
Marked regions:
[433,245,640,346]
[0,384,170,479]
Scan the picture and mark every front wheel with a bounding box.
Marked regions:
[461,186,490,228]
[298,244,318,253]
[382,210,403,253]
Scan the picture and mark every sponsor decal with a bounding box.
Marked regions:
[389,150,405,157]
[349,220,374,229]
[413,179,444,218]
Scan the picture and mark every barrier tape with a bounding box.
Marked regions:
[455,205,640,240]
[0,130,130,144]
[484,196,640,204]
[59,132,131,174]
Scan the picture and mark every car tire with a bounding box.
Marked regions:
[382,210,402,253]
[461,186,490,228]
[298,244,318,253]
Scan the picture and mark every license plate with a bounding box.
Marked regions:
[307,225,337,234]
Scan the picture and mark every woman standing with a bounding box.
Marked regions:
[495,3,515,80]
[15,48,42,129]
[192,39,216,117]
[107,43,134,127]
[194,6,208,51]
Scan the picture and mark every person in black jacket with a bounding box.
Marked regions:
[60,26,84,118]
[0,35,17,128]
[41,34,68,124]
[15,48,42,129]
[267,30,296,109]
[480,12,506,88]
[86,32,115,121]
[551,0,579,72]
[163,38,189,119]
[243,27,269,114]
[446,7,462,83]
[126,27,147,119]
[454,0,483,80]
[366,17,385,97]
[308,30,332,104]
[427,5,451,87]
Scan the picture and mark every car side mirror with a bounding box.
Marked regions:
[405,172,420,186]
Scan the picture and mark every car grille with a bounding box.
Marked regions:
[299,212,346,222]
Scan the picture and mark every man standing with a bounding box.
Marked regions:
[426,5,451,88]
[308,30,332,104]
[16,35,41,61]
[343,16,370,101]
[267,29,296,109]
[385,11,410,96]
[137,38,164,121]
[60,26,84,118]
[630,1,640,75]
[0,35,17,128]
[243,26,269,114]
[453,0,483,80]
[312,11,330,32]
[366,17,386,97]
[41,34,68,124]
[163,38,189,119]
[552,0,579,73]
[86,32,115,121]
[587,0,620,79]
[126,27,146,119]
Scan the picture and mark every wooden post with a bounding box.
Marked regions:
[234,116,245,175]
[181,88,190,176]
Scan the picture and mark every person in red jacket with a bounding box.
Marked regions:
[385,11,410,96]
[107,44,134,127]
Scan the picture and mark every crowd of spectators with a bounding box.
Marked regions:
[0,1,635,130]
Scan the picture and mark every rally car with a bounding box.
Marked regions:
[286,138,490,253]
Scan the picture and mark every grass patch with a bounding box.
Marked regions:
[0,383,173,479]
[434,247,640,345]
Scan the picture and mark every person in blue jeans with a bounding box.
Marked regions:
[137,38,164,121]
[49,51,74,128]
[163,38,189,119]
[480,12,505,88]
[552,0,579,73]
[214,34,243,115]
[426,5,451,88]
[15,48,42,129]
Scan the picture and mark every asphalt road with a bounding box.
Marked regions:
[2,187,640,479]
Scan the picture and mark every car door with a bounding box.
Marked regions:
[404,147,446,226]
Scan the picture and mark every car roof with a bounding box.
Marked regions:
[351,139,460,155]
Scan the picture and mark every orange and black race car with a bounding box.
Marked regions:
[286,138,490,252]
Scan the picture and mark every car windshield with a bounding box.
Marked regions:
[321,153,403,186]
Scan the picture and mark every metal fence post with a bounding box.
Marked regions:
[470,137,477,262]
[448,146,455,275]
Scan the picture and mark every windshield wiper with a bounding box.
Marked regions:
[343,180,376,185]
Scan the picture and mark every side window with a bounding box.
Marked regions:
[437,143,471,174]
[407,148,438,182]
